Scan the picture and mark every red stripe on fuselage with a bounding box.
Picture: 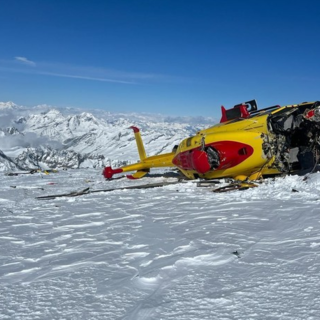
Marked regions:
[212,141,254,170]
[172,141,254,174]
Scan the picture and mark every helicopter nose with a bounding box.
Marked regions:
[172,149,211,174]
[190,149,212,173]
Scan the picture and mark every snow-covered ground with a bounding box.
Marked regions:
[1,168,320,319]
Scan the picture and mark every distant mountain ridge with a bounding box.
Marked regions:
[0,101,217,172]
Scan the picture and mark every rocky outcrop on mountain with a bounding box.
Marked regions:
[0,150,25,171]
[14,147,105,170]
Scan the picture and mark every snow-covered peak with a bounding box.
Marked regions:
[79,112,96,121]
[67,112,100,129]
[0,101,20,110]
[26,109,66,131]
[45,108,61,115]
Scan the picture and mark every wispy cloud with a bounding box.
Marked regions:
[0,57,186,85]
[15,56,36,66]
[37,71,136,84]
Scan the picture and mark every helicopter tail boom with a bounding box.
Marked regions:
[102,126,175,179]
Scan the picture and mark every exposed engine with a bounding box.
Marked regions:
[205,146,220,169]
[268,101,320,173]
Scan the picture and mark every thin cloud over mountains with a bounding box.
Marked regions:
[0,57,183,85]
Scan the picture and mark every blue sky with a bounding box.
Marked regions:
[0,0,320,117]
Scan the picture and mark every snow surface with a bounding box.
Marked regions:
[1,168,320,319]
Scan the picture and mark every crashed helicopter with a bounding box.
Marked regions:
[102,100,320,181]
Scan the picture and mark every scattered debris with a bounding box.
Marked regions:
[213,182,258,193]
[5,169,58,176]
[196,180,222,187]
[36,181,182,200]
[36,178,262,200]
[232,250,242,258]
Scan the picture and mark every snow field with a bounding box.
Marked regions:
[1,169,320,319]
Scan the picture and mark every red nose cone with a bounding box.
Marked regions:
[172,149,211,174]
[190,149,211,174]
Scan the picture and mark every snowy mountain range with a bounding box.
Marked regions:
[0,101,217,172]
